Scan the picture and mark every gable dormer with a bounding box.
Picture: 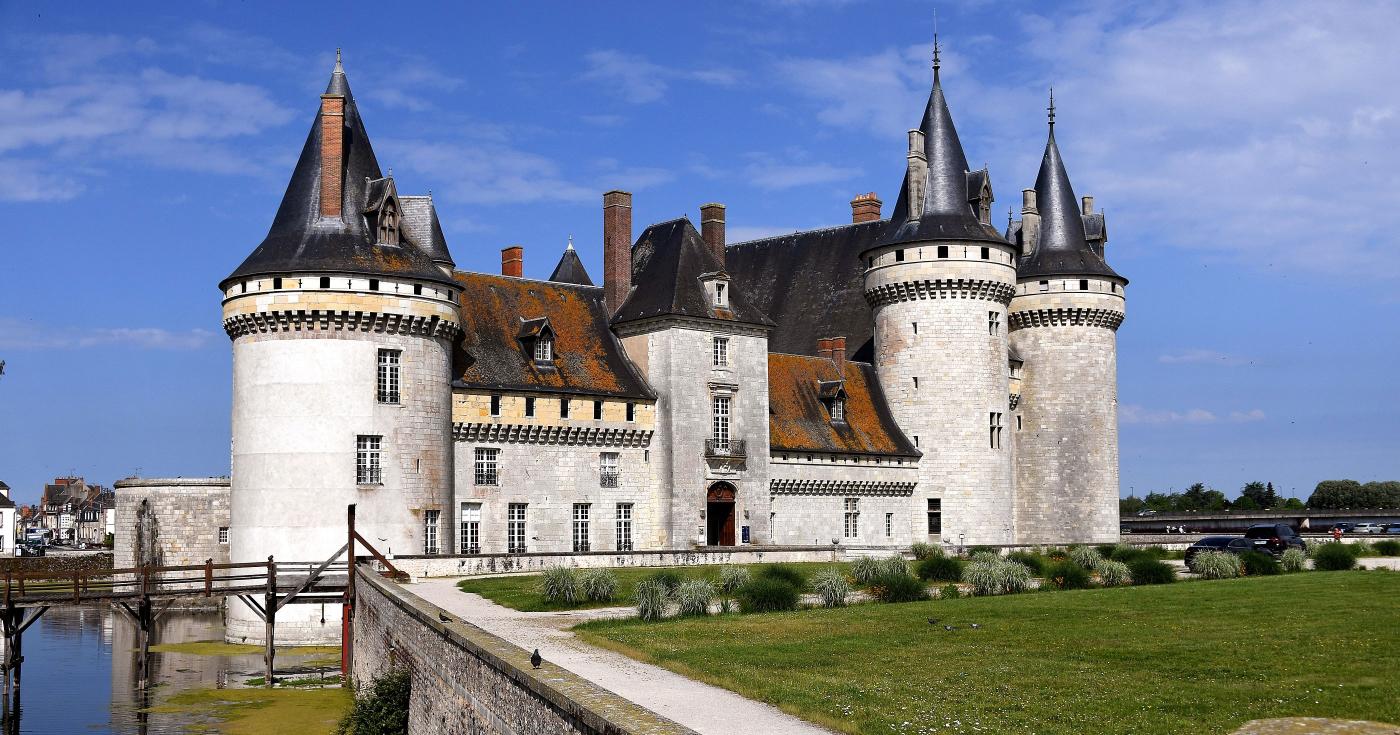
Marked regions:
[364,176,400,246]
[699,271,732,314]
[518,317,555,366]
[817,379,848,424]
[967,169,994,226]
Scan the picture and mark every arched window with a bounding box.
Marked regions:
[378,198,399,245]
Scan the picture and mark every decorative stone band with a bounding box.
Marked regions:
[1009,393,1021,410]
[769,478,917,496]
[453,422,653,448]
[864,278,1016,307]
[1008,306,1125,331]
[224,309,461,340]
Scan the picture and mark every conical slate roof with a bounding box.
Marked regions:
[548,240,594,286]
[399,195,455,268]
[876,61,1006,249]
[221,56,453,290]
[1017,123,1123,281]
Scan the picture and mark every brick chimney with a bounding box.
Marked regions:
[501,246,523,278]
[700,203,726,263]
[604,190,632,314]
[850,193,882,223]
[830,336,846,371]
[318,93,346,218]
[816,338,834,362]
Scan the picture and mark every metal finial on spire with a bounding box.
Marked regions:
[1047,87,1056,129]
[567,234,574,251]
[334,48,344,74]
[387,166,393,178]
[932,11,941,74]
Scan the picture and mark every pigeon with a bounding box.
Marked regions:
[927,618,939,626]
[970,623,981,629]
[530,649,542,670]
[944,625,955,631]
[438,611,452,623]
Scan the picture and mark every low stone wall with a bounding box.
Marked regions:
[352,569,697,735]
[388,545,840,579]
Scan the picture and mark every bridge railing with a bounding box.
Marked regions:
[2,559,351,605]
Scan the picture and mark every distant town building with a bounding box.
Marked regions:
[0,482,14,555]
[41,476,114,545]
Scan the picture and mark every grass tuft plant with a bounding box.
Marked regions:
[812,567,851,608]
[875,555,909,578]
[1280,548,1308,573]
[867,572,929,603]
[1239,550,1281,576]
[1005,550,1049,576]
[850,556,882,585]
[759,564,806,590]
[634,579,669,621]
[1373,540,1400,557]
[1068,545,1102,570]
[737,577,800,613]
[718,565,751,594]
[911,542,942,561]
[938,583,961,600]
[1189,551,1241,580]
[1044,560,1093,590]
[578,568,619,603]
[675,579,715,617]
[1127,558,1176,585]
[1312,543,1357,571]
[539,566,580,604]
[916,555,965,582]
[962,558,1033,596]
[647,570,684,593]
[1094,559,1132,587]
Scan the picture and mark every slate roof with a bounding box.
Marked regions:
[726,220,882,363]
[1013,126,1124,281]
[875,65,1007,251]
[399,195,456,268]
[452,272,654,399]
[548,244,594,286]
[768,354,919,457]
[222,61,453,290]
[613,218,772,327]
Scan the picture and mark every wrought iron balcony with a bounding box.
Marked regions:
[600,470,621,488]
[704,438,746,459]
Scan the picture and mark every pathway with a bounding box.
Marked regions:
[413,577,836,735]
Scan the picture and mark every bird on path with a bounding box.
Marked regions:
[530,649,542,669]
[438,611,452,623]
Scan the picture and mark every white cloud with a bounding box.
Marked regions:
[0,158,84,202]
[744,154,861,190]
[0,319,215,351]
[582,50,739,104]
[1120,404,1266,425]
[1158,349,1251,366]
[1228,409,1267,423]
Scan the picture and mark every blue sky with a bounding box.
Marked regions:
[1,1,1396,505]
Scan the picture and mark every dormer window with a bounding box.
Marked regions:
[533,333,553,363]
[714,281,727,307]
[818,380,847,425]
[830,396,845,423]
[519,317,554,366]
[377,196,399,245]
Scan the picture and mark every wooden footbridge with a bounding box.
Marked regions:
[0,504,400,711]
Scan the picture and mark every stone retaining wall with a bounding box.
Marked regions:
[352,569,697,735]
[388,545,840,579]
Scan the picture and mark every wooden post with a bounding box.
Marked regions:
[343,504,356,678]
[264,556,276,688]
[204,558,213,597]
[136,566,151,690]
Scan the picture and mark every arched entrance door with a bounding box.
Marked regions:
[706,482,737,546]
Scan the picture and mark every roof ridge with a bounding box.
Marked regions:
[728,218,887,249]
[453,269,603,291]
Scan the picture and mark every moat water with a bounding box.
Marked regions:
[0,606,333,734]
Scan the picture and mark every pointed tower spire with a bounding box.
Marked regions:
[548,236,594,286]
[566,234,575,251]
[1047,87,1055,130]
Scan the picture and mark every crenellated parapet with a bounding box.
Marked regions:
[865,277,1016,307]
[1009,306,1125,331]
[221,274,461,340]
[770,478,916,496]
[452,422,653,448]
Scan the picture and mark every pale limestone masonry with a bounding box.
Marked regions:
[865,242,1018,546]
[768,454,917,547]
[1010,282,1125,544]
[113,477,231,607]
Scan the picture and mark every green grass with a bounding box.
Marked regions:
[457,562,845,612]
[575,572,1400,735]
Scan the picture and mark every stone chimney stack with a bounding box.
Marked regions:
[501,246,523,278]
[816,338,834,362]
[701,203,726,262]
[1082,195,1094,215]
[906,130,928,215]
[850,193,882,223]
[318,93,346,218]
[603,190,632,314]
[830,336,847,370]
[1020,188,1041,256]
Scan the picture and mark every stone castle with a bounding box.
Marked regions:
[209,50,1125,642]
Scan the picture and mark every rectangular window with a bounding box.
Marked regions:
[600,452,620,487]
[989,412,1003,449]
[219,527,229,544]
[490,394,501,417]
[913,376,919,390]
[273,277,283,290]
[1080,279,1090,291]
[980,246,990,260]
[843,498,859,538]
[714,282,727,306]
[533,336,553,363]
[1038,280,1049,292]
[713,336,729,366]
[885,513,894,538]
[988,311,1000,336]
[413,283,423,295]
[377,349,401,404]
[356,435,382,484]
[712,395,731,448]
[937,245,948,258]
[319,276,331,289]
[572,503,591,552]
[369,278,379,291]
[616,503,634,551]
[525,396,536,417]
[474,447,499,486]
[460,502,481,555]
[895,249,906,262]
[423,509,440,555]
[594,400,603,420]
[830,398,845,423]
[1017,415,1023,431]
[560,399,570,419]
[626,402,636,422]
[927,499,942,534]
[507,503,527,554]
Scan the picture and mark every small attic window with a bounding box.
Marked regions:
[714,282,728,307]
[377,196,400,246]
[830,397,846,423]
[273,277,283,289]
[937,246,948,259]
[533,333,554,364]
[1080,279,1090,291]
[320,277,331,289]
[370,279,379,291]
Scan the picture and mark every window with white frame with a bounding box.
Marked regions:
[377,349,401,403]
[988,311,1000,336]
[533,333,553,363]
[843,498,859,538]
[885,513,893,538]
[507,503,527,553]
[600,452,620,487]
[423,509,440,554]
[474,447,499,485]
[616,503,633,551]
[713,336,729,366]
[356,435,382,484]
[927,498,942,534]
[460,502,481,554]
[572,503,591,552]
[830,396,845,423]
[989,412,1004,449]
[711,395,731,449]
[219,527,229,544]
[714,281,728,307]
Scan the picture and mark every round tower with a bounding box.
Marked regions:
[220,54,460,644]
[1007,99,1127,545]
[863,49,1017,546]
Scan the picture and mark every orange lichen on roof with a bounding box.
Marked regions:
[452,271,653,399]
[767,353,919,457]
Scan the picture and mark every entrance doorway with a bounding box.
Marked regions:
[706,482,736,546]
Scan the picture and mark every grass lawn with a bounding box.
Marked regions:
[457,562,846,611]
[575,571,1400,735]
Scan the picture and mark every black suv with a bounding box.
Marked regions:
[1243,523,1307,555]
[1184,536,1236,566]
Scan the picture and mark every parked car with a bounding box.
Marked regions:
[1243,523,1307,555]
[1185,536,1238,566]
[1383,524,1400,535]
[1329,522,1356,533]
[1352,523,1384,534]
[1135,509,1159,517]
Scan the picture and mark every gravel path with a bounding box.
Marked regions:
[414,577,837,735]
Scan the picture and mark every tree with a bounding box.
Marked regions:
[1360,481,1400,508]
[1307,480,1363,509]
[1120,495,1146,515]
[1281,497,1305,510]
[1240,481,1280,509]
[1181,483,1228,511]
[1232,495,1260,511]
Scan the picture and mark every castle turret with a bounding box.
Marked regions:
[1006,93,1127,544]
[862,42,1017,546]
[220,52,460,643]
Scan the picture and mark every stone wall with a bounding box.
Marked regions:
[386,545,839,579]
[351,569,697,735]
[112,477,230,607]
[768,455,918,547]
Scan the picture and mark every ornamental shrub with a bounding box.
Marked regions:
[718,565,751,594]
[759,564,806,590]
[337,668,410,735]
[1069,546,1102,570]
[1044,547,1069,562]
[1312,543,1357,571]
[675,579,715,617]
[938,583,961,600]
[539,566,580,604]
[1348,541,1376,557]
[1094,559,1132,587]
[962,558,1033,596]
[868,572,929,603]
[968,545,998,557]
[1006,550,1049,576]
[579,568,618,602]
[1128,558,1176,585]
[1095,544,1118,559]
[917,555,965,582]
[968,551,1001,565]
[737,577,800,613]
[1044,560,1093,590]
[634,579,668,621]
[1373,540,1400,556]
[876,555,910,578]
[648,570,684,592]
[1189,550,1241,580]
[850,556,883,585]
[911,542,942,561]
[1280,548,1308,573]
[1239,550,1281,576]
[812,567,851,608]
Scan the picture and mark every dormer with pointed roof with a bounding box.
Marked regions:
[548,237,594,286]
